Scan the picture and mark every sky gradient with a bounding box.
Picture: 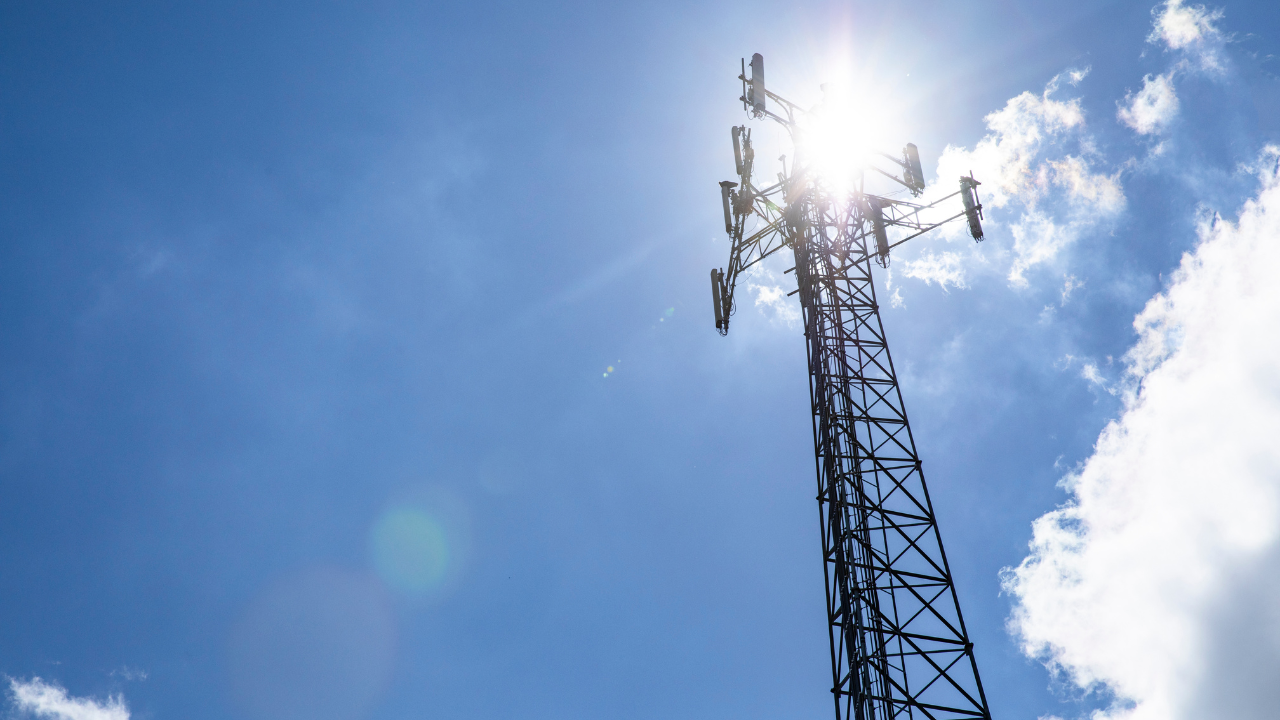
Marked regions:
[3,2,1280,719]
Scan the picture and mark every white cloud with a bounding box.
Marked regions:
[1066,66,1092,86]
[936,79,1084,210]
[1049,155,1125,214]
[1003,147,1280,720]
[1007,212,1073,287]
[1118,73,1180,135]
[106,668,146,683]
[1149,0,1227,72]
[9,678,129,720]
[744,264,802,328]
[933,73,1124,286]
[898,251,967,291]
[1078,362,1115,395]
[1061,274,1083,305]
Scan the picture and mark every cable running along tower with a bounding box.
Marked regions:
[711,54,991,720]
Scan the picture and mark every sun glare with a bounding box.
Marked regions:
[794,84,895,195]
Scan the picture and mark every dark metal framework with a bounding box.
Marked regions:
[712,54,992,720]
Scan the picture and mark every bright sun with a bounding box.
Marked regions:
[793,85,895,194]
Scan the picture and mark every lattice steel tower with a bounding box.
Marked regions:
[711,54,992,720]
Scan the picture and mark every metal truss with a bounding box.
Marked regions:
[712,54,992,720]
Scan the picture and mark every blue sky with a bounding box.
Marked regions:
[4,1,1280,719]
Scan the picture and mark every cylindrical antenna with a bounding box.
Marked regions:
[719,181,738,235]
[960,175,984,241]
[732,127,744,176]
[868,197,890,266]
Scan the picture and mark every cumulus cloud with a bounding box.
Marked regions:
[1118,73,1180,135]
[933,71,1124,286]
[936,75,1086,210]
[8,678,129,720]
[1149,0,1227,72]
[1003,147,1280,720]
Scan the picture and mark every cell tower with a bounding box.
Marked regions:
[712,54,992,720]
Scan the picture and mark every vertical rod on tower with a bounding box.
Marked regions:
[711,268,725,329]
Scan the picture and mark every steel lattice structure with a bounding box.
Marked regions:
[711,54,993,720]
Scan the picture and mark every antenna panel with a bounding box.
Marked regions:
[749,53,766,116]
[904,143,926,193]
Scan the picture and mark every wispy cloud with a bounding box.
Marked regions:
[1078,361,1114,395]
[743,264,802,328]
[1066,67,1091,86]
[1060,274,1083,305]
[8,677,129,720]
[1003,146,1280,720]
[106,668,146,683]
[898,251,968,291]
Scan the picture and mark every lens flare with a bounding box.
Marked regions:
[370,506,449,595]
[227,567,395,720]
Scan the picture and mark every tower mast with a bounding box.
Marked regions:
[712,54,991,720]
